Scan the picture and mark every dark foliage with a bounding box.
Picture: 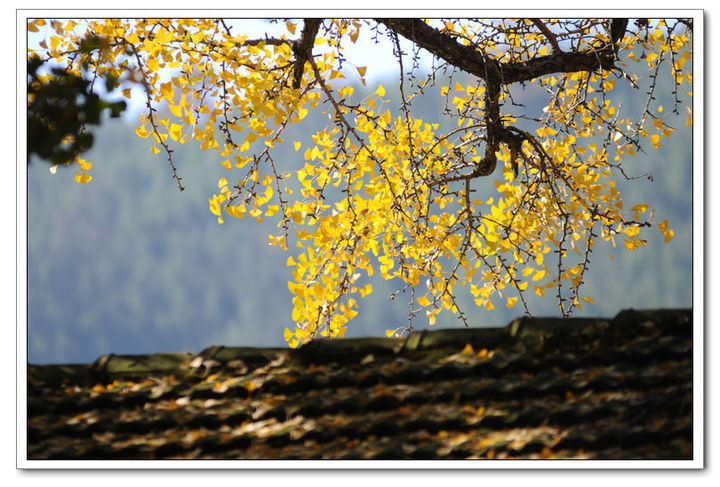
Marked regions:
[27,44,126,166]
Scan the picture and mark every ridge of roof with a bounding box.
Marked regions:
[29,308,690,383]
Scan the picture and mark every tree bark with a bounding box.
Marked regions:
[292,19,323,89]
[376,18,618,86]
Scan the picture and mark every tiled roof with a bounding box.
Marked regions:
[26,308,693,461]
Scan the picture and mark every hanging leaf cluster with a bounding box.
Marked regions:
[28,17,693,346]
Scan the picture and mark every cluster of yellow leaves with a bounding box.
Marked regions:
[32,18,692,346]
[74,158,93,183]
[535,22,692,256]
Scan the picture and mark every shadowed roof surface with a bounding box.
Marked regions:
[27,308,693,461]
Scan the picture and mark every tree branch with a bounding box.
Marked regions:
[376,18,619,86]
[292,19,322,89]
[530,19,562,53]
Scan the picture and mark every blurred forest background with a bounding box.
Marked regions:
[26,48,693,365]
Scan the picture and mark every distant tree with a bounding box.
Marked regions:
[27,34,126,174]
[30,18,693,346]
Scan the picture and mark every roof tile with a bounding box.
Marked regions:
[27,308,693,460]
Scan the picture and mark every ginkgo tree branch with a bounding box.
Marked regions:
[292,18,322,89]
[308,56,413,222]
[124,40,185,191]
[377,18,619,85]
[377,18,623,184]
[531,18,562,53]
[32,17,692,346]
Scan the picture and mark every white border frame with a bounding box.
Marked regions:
[16,9,704,471]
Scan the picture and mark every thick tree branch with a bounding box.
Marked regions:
[609,18,629,54]
[610,18,629,45]
[377,18,623,180]
[292,19,322,89]
[377,18,499,80]
[376,18,619,85]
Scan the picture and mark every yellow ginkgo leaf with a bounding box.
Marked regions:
[76,158,92,171]
[135,125,149,138]
[532,269,546,281]
[169,103,182,117]
[169,124,182,141]
[74,172,92,184]
[650,134,661,148]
